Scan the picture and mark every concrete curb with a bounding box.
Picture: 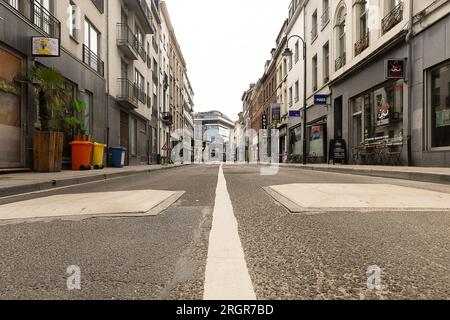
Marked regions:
[0,165,186,199]
[279,164,450,185]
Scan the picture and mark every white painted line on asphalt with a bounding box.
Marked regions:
[204,165,256,300]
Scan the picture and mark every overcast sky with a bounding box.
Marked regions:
[164,0,292,121]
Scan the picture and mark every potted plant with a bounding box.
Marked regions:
[16,66,68,172]
[65,99,90,141]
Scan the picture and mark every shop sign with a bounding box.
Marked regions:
[314,95,328,105]
[376,102,391,126]
[328,139,347,165]
[271,103,281,121]
[31,37,60,57]
[262,113,268,130]
[386,59,405,79]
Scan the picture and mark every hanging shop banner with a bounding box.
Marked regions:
[271,103,281,121]
[31,37,60,57]
[386,59,405,79]
[262,113,268,130]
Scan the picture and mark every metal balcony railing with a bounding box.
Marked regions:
[335,53,346,71]
[117,23,139,60]
[117,78,138,108]
[382,2,404,34]
[1,0,61,38]
[355,32,370,56]
[83,45,104,77]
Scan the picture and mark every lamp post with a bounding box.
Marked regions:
[283,35,307,165]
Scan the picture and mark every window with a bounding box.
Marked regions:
[69,2,78,39]
[335,5,347,71]
[351,80,404,148]
[428,62,450,149]
[84,20,100,71]
[323,42,330,83]
[8,0,19,10]
[294,41,299,63]
[312,55,318,91]
[322,0,330,28]
[288,54,293,71]
[311,10,318,41]
[78,90,92,135]
[289,86,293,106]
[295,81,299,103]
[355,0,369,56]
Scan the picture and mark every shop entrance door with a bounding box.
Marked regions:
[0,48,22,168]
[120,110,130,166]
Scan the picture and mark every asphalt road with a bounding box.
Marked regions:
[0,164,449,300]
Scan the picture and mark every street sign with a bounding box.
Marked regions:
[328,139,348,164]
[289,110,301,118]
[314,95,328,105]
[386,59,405,79]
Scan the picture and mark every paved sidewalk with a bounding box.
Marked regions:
[279,163,450,185]
[0,165,184,198]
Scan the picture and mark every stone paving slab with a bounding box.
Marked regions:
[0,190,185,224]
[267,183,450,212]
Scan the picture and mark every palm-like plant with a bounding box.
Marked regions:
[16,66,68,132]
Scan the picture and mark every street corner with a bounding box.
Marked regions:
[0,190,186,225]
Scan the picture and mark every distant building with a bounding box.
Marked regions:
[194,111,235,162]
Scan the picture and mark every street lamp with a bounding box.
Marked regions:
[283,35,307,165]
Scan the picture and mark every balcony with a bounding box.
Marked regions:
[1,0,61,38]
[122,0,154,34]
[161,112,173,126]
[335,53,346,71]
[117,78,138,109]
[83,45,104,77]
[382,2,404,34]
[355,32,370,56]
[117,23,139,60]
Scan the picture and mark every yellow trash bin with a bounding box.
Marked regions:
[92,143,106,169]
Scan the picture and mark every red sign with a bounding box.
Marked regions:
[162,144,170,151]
[386,59,405,79]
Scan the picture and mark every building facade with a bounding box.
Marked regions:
[0,0,107,169]
[239,0,450,168]
[0,0,193,169]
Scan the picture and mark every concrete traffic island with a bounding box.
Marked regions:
[265,183,450,214]
[0,190,185,225]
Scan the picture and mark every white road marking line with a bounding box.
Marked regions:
[204,165,256,300]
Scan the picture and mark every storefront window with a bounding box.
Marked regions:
[290,126,303,155]
[351,79,404,147]
[309,125,325,158]
[429,62,450,148]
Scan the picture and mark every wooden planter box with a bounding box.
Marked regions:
[32,131,64,172]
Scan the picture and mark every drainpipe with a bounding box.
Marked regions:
[105,0,111,166]
[405,0,414,166]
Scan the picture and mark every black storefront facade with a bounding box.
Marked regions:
[0,1,107,170]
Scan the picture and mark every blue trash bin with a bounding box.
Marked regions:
[110,147,127,168]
